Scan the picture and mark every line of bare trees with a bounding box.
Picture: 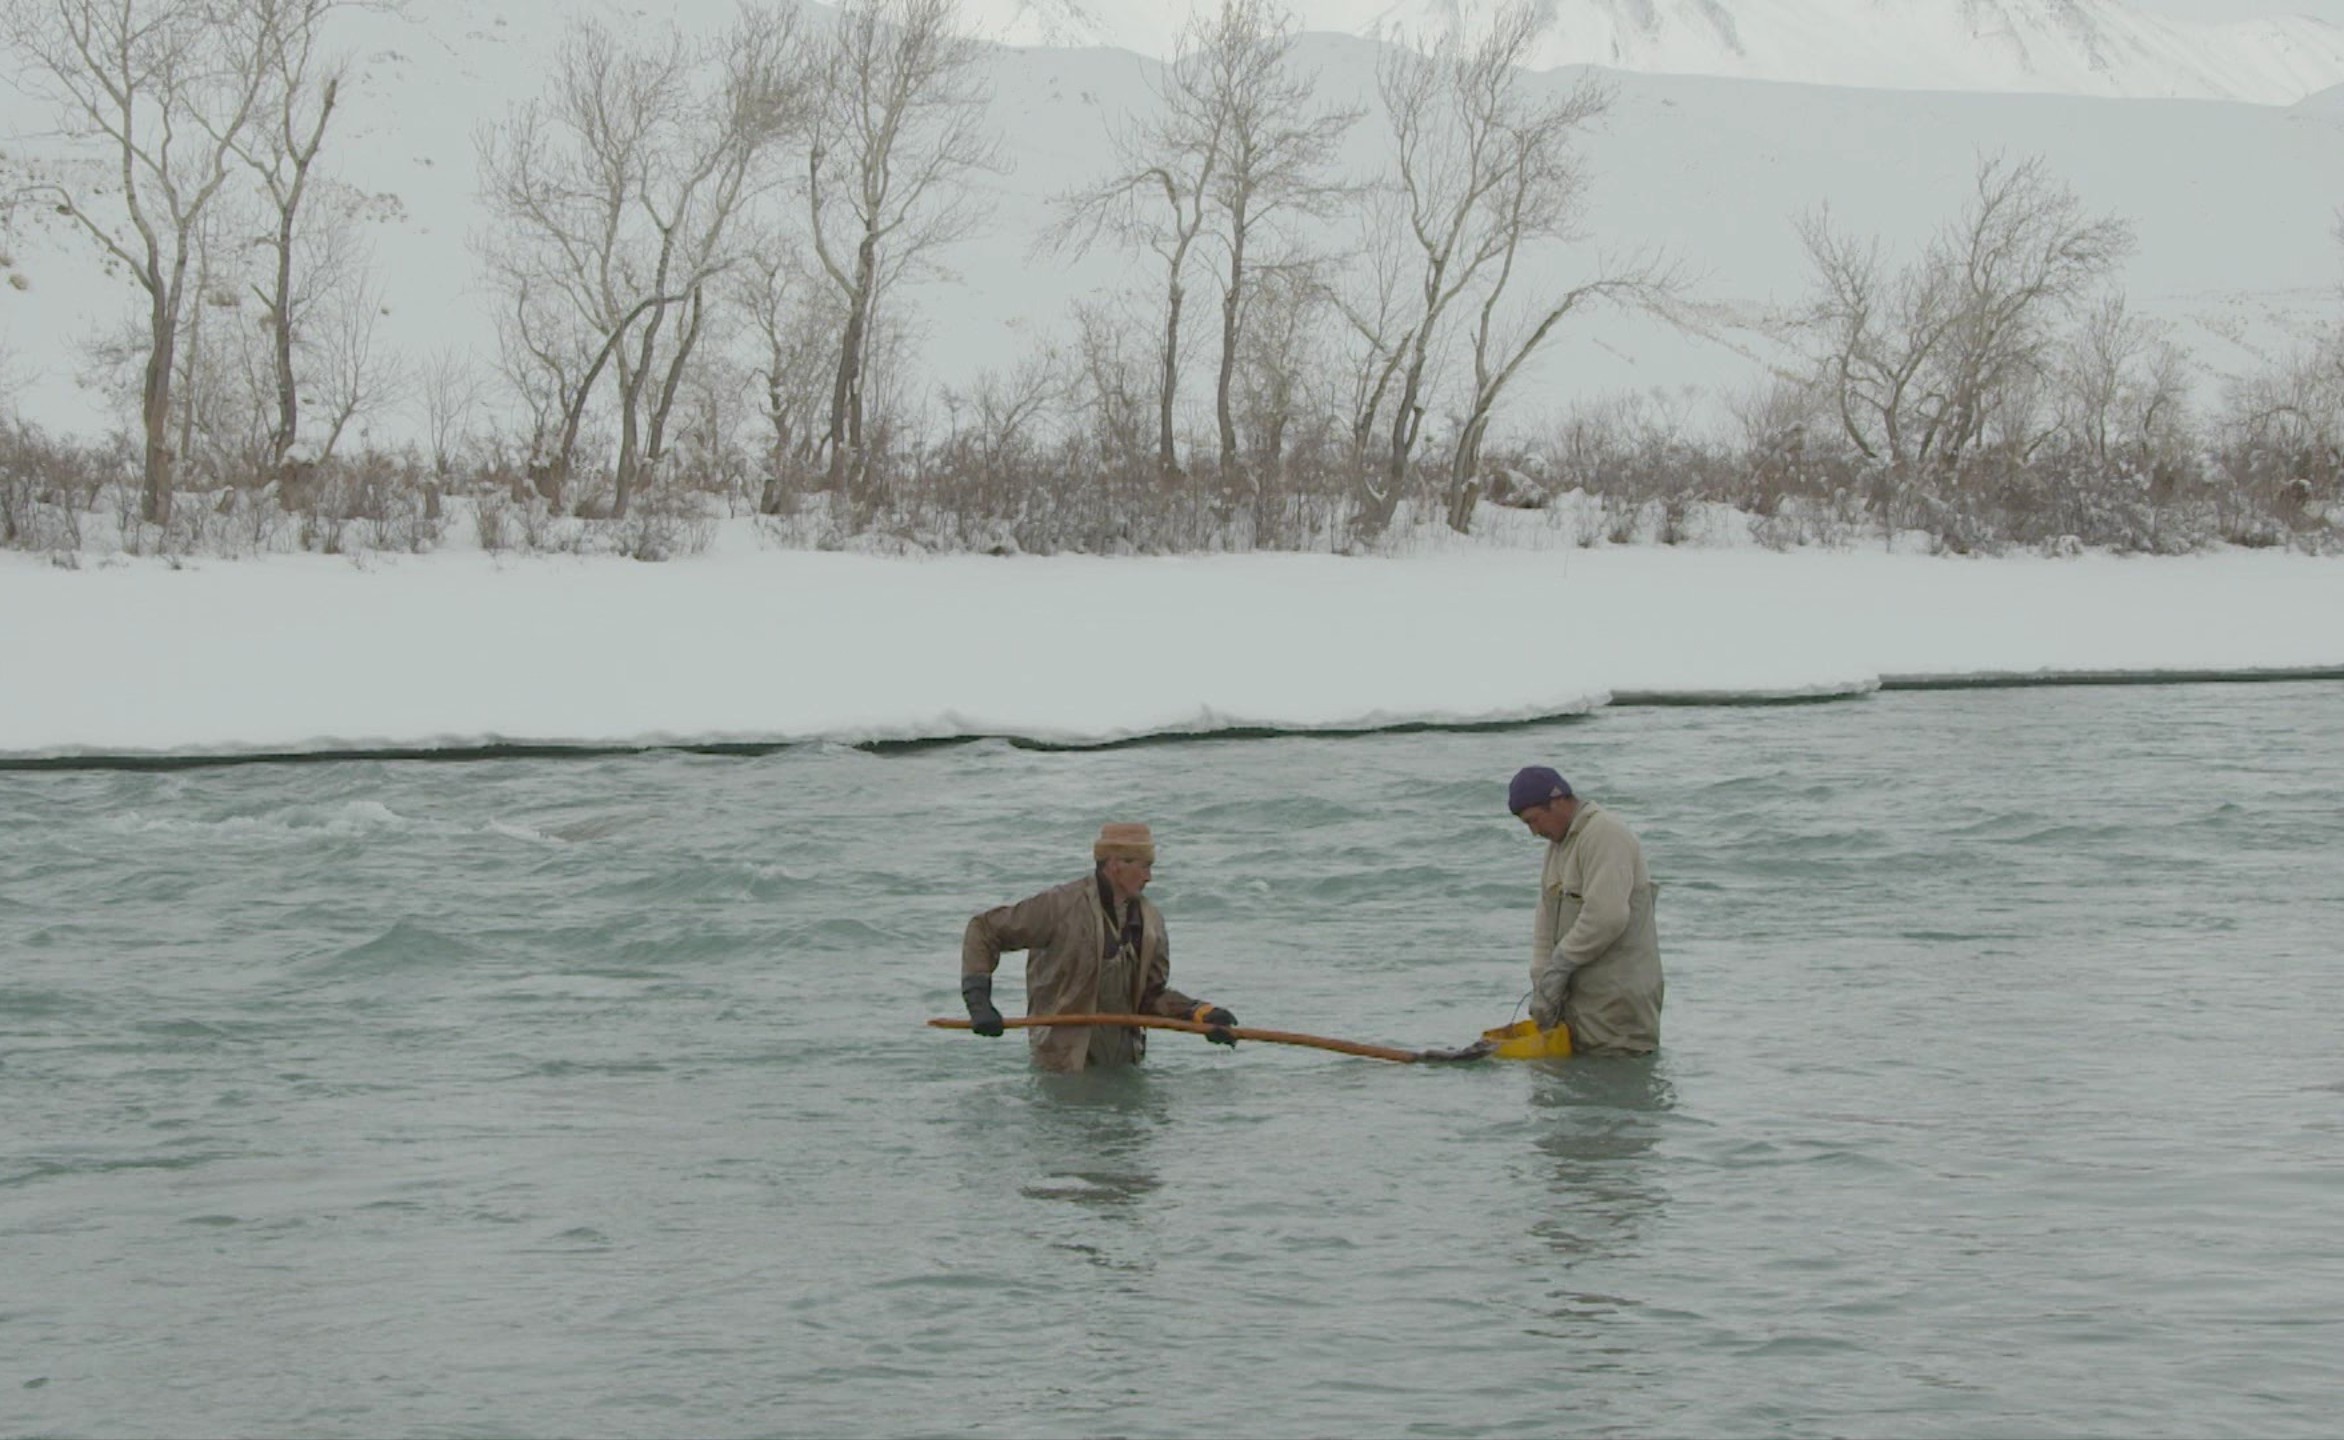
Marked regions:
[4,0,1685,542]
[475,0,1007,518]
[0,0,1005,530]
[3,0,2339,559]
[466,0,1007,525]
[1048,1,1674,533]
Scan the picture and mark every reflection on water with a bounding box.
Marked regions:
[942,1067,1174,1281]
[1527,1058,1675,1262]
[1014,1069,1167,1211]
[1519,1058,1677,1357]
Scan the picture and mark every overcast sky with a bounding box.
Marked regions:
[2129,0,2344,21]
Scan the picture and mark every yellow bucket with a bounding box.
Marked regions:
[1481,1018,1572,1060]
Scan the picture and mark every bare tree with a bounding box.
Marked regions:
[1231,258,1331,478]
[1050,0,1351,481]
[2221,325,2344,507]
[417,347,478,479]
[476,6,806,515]
[489,273,594,505]
[1328,184,1416,462]
[169,201,261,483]
[2052,293,2190,477]
[1927,157,2134,474]
[659,310,758,497]
[228,0,345,472]
[734,238,837,512]
[4,0,287,522]
[1445,231,1672,529]
[1796,209,1925,474]
[305,270,398,459]
[1069,296,1156,469]
[806,0,997,497]
[1196,0,1355,477]
[1353,4,1666,533]
[1797,154,2133,485]
[939,344,1068,479]
[1047,21,1228,478]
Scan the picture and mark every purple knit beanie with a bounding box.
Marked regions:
[1507,766,1573,814]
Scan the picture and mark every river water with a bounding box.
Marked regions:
[4,681,2340,1438]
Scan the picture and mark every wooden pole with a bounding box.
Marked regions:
[928,1013,1426,1064]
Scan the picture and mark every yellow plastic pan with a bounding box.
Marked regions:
[1479,1018,1573,1060]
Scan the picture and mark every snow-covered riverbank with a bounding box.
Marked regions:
[7,534,2342,761]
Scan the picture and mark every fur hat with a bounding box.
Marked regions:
[1094,822,1156,862]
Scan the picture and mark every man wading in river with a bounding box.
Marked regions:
[1510,767,1664,1055]
[960,822,1240,1073]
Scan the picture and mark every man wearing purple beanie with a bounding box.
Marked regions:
[1507,766,1664,1054]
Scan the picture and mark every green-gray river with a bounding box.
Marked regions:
[5,682,2340,1438]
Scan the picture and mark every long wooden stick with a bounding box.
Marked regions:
[928,1013,1425,1064]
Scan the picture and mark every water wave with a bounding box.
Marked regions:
[99,799,574,847]
[296,918,486,978]
[106,799,416,838]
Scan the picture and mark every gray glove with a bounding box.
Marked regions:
[1530,969,1569,1031]
[961,974,1005,1037]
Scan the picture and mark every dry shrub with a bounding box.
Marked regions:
[297,454,445,555]
[0,423,111,553]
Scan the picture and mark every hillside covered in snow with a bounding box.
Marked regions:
[3,0,2339,452]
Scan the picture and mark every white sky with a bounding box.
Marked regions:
[2130,1,2344,19]
[5,520,2341,760]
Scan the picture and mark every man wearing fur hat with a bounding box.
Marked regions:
[1508,766,1664,1055]
[960,822,1239,1072]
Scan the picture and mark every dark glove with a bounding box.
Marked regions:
[1191,1003,1238,1046]
[962,975,1005,1038]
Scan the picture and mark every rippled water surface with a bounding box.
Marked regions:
[5,683,2342,1438]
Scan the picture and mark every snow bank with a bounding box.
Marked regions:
[5,539,2340,761]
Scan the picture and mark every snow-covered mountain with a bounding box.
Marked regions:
[978,0,2344,104]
